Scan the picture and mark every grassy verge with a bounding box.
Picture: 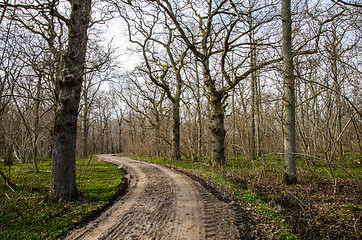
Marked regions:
[134,154,361,240]
[0,156,123,240]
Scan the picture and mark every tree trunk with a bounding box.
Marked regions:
[0,168,13,188]
[50,0,91,201]
[251,63,257,160]
[202,56,227,165]
[32,76,41,173]
[331,34,344,156]
[248,2,263,160]
[249,19,257,160]
[281,0,297,184]
[256,73,262,157]
[171,72,182,161]
[118,119,122,153]
[105,121,109,153]
[82,83,89,157]
[195,62,203,158]
[231,89,236,158]
[210,92,226,166]
[82,116,89,156]
[172,99,181,161]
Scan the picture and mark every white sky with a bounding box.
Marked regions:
[101,17,141,72]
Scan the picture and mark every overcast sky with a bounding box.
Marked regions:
[101,17,141,73]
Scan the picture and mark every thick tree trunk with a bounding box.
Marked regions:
[172,99,181,161]
[210,93,226,166]
[171,72,182,161]
[203,59,226,165]
[281,0,297,184]
[49,0,91,201]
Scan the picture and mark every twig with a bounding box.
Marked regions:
[0,169,15,192]
[6,180,15,192]
[4,193,11,200]
[13,148,22,163]
[353,213,360,235]
[285,189,309,211]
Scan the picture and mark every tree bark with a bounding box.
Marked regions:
[251,50,257,160]
[195,61,203,159]
[50,0,91,201]
[172,99,181,161]
[118,123,122,153]
[82,81,90,157]
[281,0,297,184]
[32,76,41,172]
[210,92,226,166]
[117,110,123,153]
[249,6,257,160]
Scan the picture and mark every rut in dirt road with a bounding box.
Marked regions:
[64,155,240,240]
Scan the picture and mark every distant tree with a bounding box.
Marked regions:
[113,70,169,156]
[80,39,115,157]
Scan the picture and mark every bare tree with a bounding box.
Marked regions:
[0,9,37,182]
[115,2,189,161]
[146,0,283,165]
[281,0,297,184]
[113,70,170,156]
[49,0,91,201]
[80,39,114,156]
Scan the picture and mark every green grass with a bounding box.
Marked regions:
[0,157,123,240]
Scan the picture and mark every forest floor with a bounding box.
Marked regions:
[229,169,361,239]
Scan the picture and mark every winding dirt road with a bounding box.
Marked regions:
[64,155,241,239]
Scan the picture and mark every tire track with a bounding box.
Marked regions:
[152,163,204,240]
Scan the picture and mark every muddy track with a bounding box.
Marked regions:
[64,155,241,240]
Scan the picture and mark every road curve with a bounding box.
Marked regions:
[64,155,240,240]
